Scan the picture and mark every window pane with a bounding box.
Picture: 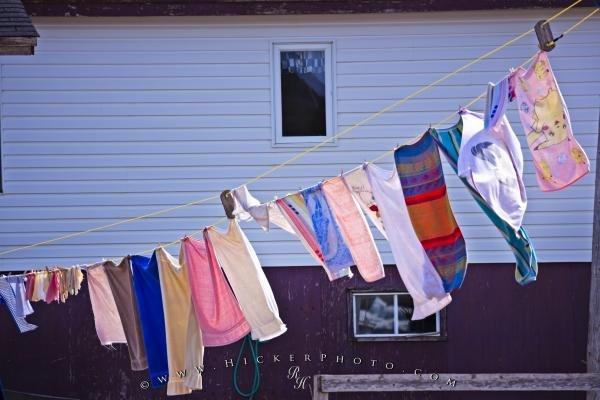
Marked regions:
[355,294,395,335]
[280,50,326,137]
[397,294,438,334]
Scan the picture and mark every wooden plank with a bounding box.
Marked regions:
[586,107,600,400]
[318,373,600,393]
[0,37,36,45]
[312,376,329,400]
[0,45,33,55]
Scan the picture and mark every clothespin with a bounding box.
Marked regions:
[535,20,563,52]
[220,190,236,219]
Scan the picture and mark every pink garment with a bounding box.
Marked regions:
[25,273,35,301]
[275,197,326,268]
[321,177,385,282]
[44,270,60,304]
[511,51,590,191]
[181,233,251,347]
[86,264,127,345]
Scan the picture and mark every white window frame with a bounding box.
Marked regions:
[352,292,441,339]
[271,42,336,147]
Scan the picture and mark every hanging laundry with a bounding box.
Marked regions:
[206,219,287,342]
[181,234,251,347]
[395,132,468,292]
[276,194,326,268]
[86,263,127,346]
[322,176,385,282]
[130,253,169,388]
[431,114,538,285]
[58,269,69,303]
[457,108,527,231]
[25,272,35,301]
[343,166,387,238]
[44,270,60,304]
[231,185,294,234]
[0,277,37,333]
[510,51,589,191]
[301,184,354,280]
[6,276,33,318]
[104,257,149,371]
[70,268,84,296]
[484,76,511,130]
[32,271,47,302]
[156,247,204,396]
[365,163,452,320]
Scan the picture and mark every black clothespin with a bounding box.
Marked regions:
[535,20,563,52]
[220,190,236,219]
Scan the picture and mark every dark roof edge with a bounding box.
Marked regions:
[22,0,596,18]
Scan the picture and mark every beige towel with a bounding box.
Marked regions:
[156,247,204,396]
[206,219,286,342]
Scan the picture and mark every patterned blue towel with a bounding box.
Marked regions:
[301,184,354,280]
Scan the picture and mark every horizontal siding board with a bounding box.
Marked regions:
[0,9,598,270]
[1,76,271,90]
[1,89,271,103]
[1,102,271,116]
[337,55,600,74]
[0,51,271,64]
[1,63,270,78]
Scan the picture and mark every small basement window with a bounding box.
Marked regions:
[350,292,443,341]
[272,43,334,145]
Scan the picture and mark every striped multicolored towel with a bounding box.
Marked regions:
[431,118,538,285]
[394,132,467,292]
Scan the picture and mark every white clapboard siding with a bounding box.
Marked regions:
[0,9,598,270]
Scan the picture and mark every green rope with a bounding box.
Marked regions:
[232,334,260,399]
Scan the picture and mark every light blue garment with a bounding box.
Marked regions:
[6,275,33,317]
[130,253,169,388]
[0,277,36,333]
[431,116,538,285]
[301,184,354,280]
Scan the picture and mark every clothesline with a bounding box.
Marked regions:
[0,2,596,272]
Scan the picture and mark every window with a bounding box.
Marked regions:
[272,43,334,145]
[350,292,444,341]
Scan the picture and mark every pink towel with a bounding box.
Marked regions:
[86,264,127,345]
[44,270,60,304]
[322,177,385,282]
[510,51,590,191]
[181,233,251,347]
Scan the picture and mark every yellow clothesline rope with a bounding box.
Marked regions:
[0,1,591,259]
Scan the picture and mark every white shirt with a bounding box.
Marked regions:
[232,185,294,234]
[457,110,527,231]
[365,163,451,320]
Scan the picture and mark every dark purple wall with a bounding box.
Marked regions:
[0,262,590,400]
